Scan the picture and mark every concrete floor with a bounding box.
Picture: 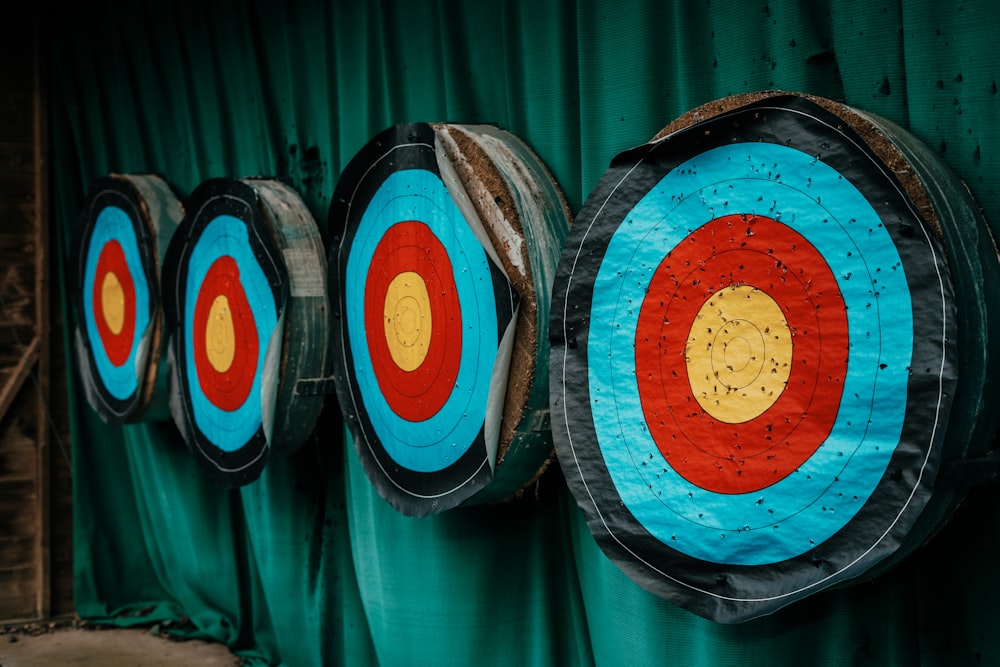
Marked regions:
[0,627,240,667]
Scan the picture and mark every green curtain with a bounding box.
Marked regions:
[48,1,1000,664]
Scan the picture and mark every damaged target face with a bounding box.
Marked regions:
[551,93,958,622]
[329,123,520,516]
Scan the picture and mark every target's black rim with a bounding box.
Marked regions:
[329,123,519,514]
[72,176,160,423]
[163,178,287,486]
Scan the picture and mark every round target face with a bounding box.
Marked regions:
[162,179,286,486]
[72,178,157,423]
[329,123,519,516]
[551,95,956,621]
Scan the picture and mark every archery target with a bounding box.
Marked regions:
[71,174,182,424]
[329,123,524,516]
[551,93,961,622]
[163,178,287,486]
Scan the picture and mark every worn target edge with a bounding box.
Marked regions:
[432,129,520,472]
[125,174,185,420]
[162,178,288,487]
[843,107,1000,574]
[328,123,519,515]
[243,178,331,457]
[71,173,182,424]
[433,123,573,503]
[549,93,957,622]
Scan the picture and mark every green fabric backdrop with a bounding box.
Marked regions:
[48,1,1000,664]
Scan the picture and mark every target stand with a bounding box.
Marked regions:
[329,123,571,517]
[71,173,183,424]
[162,177,330,487]
[550,92,1000,622]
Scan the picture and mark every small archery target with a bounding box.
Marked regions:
[329,123,521,516]
[551,93,959,621]
[163,178,286,486]
[72,174,182,423]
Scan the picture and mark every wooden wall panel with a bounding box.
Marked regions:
[0,8,71,621]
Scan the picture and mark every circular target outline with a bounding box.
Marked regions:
[589,142,913,565]
[75,184,156,415]
[163,179,286,480]
[552,97,954,610]
[329,123,519,507]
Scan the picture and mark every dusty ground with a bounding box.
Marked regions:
[0,618,241,667]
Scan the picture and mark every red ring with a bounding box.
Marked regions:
[193,256,259,411]
[635,214,848,494]
[364,221,463,422]
[92,240,136,367]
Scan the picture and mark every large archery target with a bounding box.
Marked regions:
[163,179,286,485]
[551,94,956,621]
[72,175,181,424]
[330,123,520,515]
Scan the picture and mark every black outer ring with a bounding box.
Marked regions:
[71,176,159,424]
[327,123,496,516]
[161,177,287,488]
[550,95,957,622]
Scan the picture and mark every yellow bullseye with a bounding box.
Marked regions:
[384,271,432,372]
[685,285,792,423]
[205,294,236,373]
[101,271,126,335]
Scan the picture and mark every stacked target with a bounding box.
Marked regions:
[71,174,183,424]
[161,178,331,487]
[550,92,1000,622]
[328,123,571,517]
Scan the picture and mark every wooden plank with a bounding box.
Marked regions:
[0,565,38,591]
[0,564,37,620]
[0,594,36,620]
[0,383,43,441]
[0,233,37,264]
[0,171,34,204]
[0,202,37,235]
[0,140,34,174]
[0,444,38,480]
[0,535,36,567]
[0,336,38,422]
[0,326,34,349]
[0,479,38,537]
[0,264,36,326]
[33,24,51,619]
